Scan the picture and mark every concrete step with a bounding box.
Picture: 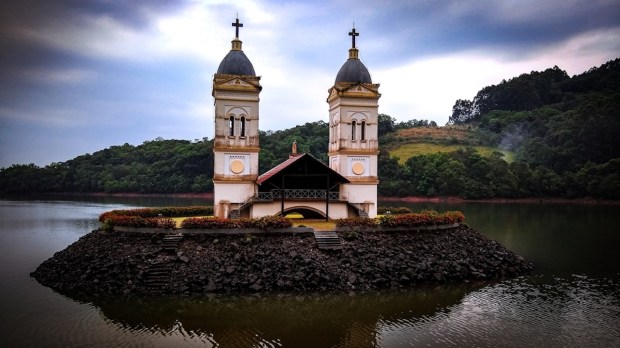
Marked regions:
[314,231,343,250]
[161,233,183,253]
[145,263,173,288]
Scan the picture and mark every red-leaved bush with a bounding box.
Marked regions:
[99,206,213,222]
[181,216,292,230]
[335,217,378,229]
[379,210,465,228]
[337,210,465,229]
[103,215,175,229]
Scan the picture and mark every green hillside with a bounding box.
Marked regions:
[390,143,514,165]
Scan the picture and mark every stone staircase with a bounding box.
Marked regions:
[229,209,241,219]
[144,233,184,289]
[161,233,183,253]
[144,262,173,288]
[313,231,343,250]
[347,202,369,218]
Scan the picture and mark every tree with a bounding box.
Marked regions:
[448,99,474,125]
[378,114,396,136]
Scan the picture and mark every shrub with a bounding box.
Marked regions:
[377,206,413,215]
[338,210,466,229]
[253,216,293,230]
[444,211,466,224]
[103,215,175,229]
[157,218,176,229]
[180,216,292,230]
[380,210,465,228]
[340,230,359,241]
[380,213,435,227]
[99,206,213,222]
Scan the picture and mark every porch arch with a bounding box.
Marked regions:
[279,206,327,219]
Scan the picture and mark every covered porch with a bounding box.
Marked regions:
[236,153,364,220]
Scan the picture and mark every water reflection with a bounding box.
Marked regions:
[58,274,620,347]
[72,285,479,348]
[376,275,620,348]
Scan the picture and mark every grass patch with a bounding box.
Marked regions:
[292,219,336,231]
[396,126,473,142]
[389,143,514,165]
[171,216,212,228]
[285,213,304,219]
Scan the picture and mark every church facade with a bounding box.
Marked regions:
[212,18,380,220]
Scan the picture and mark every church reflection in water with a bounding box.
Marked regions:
[70,284,480,347]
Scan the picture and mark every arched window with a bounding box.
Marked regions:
[361,120,366,141]
[228,116,235,136]
[351,120,357,140]
[240,116,246,137]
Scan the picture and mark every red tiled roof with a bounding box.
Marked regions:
[256,153,349,185]
[256,154,306,185]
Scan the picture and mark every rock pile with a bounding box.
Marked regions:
[31,226,533,296]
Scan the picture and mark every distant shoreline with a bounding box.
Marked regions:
[379,195,620,205]
[3,192,618,205]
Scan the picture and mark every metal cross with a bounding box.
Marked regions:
[232,17,243,38]
[349,27,359,48]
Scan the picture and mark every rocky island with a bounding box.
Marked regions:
[31,224,533,296]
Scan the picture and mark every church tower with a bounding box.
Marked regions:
[327,27,381,217]
[212,17,261,218]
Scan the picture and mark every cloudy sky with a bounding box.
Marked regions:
[1,0,619,168]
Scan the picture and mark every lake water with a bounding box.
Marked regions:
[0,196,618,347]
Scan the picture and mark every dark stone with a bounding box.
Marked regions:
[249,283,263,291]
[206,280,217,292]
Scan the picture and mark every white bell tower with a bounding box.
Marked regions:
[327,27,381,217]
[212,17,261,218]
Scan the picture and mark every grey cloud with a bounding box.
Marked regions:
[346,0,620,61]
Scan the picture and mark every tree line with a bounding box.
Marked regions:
[0,139,214,194]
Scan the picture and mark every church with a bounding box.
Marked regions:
[212,18,381,220]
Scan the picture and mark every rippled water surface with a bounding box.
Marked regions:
[0,197,618,347]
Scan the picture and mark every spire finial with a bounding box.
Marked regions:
[348,26,359,49]
[232,16,243,38]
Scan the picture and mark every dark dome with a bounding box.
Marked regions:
[217,50,256,76]
[335,59,372,84]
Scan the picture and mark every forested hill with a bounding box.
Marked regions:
[391,57,619,199]
[0,139,215,194]
[1,58,619,198]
